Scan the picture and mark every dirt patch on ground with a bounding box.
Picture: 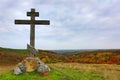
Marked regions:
[0,65,15,75]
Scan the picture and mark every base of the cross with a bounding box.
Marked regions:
[27,44,38,57]
[14,57,50,76]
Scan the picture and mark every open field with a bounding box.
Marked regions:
[0,63,120,80]
[0,64,104,80]
[49,63,120,80]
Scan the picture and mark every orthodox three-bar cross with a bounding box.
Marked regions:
[15,8,50,57]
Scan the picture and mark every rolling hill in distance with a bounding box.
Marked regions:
[0,47,120,64]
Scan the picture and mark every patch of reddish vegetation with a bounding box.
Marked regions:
[65,50,120,65]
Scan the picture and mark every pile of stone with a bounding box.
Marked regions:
[14,57,50,76]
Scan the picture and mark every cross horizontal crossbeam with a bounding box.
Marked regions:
[27,8,39,17]
[27,12,39,17]
[15,20,50,25]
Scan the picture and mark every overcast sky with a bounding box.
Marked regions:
[0,0,120,50]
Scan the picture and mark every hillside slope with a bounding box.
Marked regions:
[0,47,120,64]
[64,49,120,64]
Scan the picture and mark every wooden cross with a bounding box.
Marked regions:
[15,8,50,48]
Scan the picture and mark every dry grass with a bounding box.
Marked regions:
[0,65,15,75]
[49,63,120,80]
[0,63,120,80]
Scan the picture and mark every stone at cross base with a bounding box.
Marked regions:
[14,44,50,76]
[14,8,50,76]
[14,57,50,76]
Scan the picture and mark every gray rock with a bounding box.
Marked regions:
[36,58,50,73]
[18,62,26,72]
[14,62,26,75]
[14,67,22,75]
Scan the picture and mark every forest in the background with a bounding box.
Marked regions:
[0,47,120,65]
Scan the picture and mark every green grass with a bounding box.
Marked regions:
[52,67,104,80]
[0,47,29,54]
[0,68,104,80]
[0,69,63,80]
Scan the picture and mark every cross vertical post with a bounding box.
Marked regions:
[29,9,36,48]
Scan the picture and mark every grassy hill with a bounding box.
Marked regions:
[1,63,120,80]
[64,49,120,64]
[0,47,120,64]
[0,47,120,80]
[0,48,28,65]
